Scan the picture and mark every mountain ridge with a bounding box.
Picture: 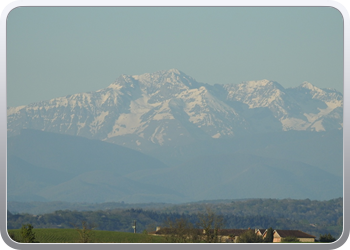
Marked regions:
[7,69,343,152]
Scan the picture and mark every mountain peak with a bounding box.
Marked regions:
[298,81,326,96]
[300,81,315,89]
[166,68,181,74]
[237,79,284,91]
[245,79,272,87]
[154,68,189,79]
[130,68,184,80]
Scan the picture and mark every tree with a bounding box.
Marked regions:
[197,207,224,243]
[20,224,38,243]
[163,217,200,243]
[264,227,274,243]
[236,230,264,243]
[319,233,336,242]
[73,221,96,243]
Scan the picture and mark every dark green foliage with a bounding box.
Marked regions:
[319,233,336,242]
[7,200,170,215]
[236,230,264,243]
[281,236,300,243]
[20,224,38,243]
[264,227,274,243]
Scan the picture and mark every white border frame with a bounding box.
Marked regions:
[0,1,349,250]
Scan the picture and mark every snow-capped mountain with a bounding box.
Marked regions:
[7,69,343,151]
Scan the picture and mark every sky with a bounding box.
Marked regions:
[6,6,344,107]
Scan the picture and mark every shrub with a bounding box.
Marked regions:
[236,230,264,243]
[319,233,336,242]
[281,236,300,243]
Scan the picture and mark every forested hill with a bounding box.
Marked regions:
[7,198,343,240]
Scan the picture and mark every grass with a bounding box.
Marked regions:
[7,228,167,243]
[7,228,323,244]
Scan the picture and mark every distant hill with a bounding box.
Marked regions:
[7,129,187,203]
[146,129,343,177]
[126,152,342,201]
[7,128,342,203]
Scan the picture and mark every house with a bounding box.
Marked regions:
[271,229,316,242]
[255,229,267,237]
[149,227,316,243]
[217,228,268,242]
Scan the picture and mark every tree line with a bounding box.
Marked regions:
[7,202,342,240]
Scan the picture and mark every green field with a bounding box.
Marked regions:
[7,228,167,243]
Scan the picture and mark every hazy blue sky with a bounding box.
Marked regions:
[7,7,343,107]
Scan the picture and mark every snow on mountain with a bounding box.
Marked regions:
[7,69,343,150]
[224,79,296,121]
[285,82,343,131]
[225,79,285,108]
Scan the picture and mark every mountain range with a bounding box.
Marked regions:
[7,69,343,203]
[7,69,343,152]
